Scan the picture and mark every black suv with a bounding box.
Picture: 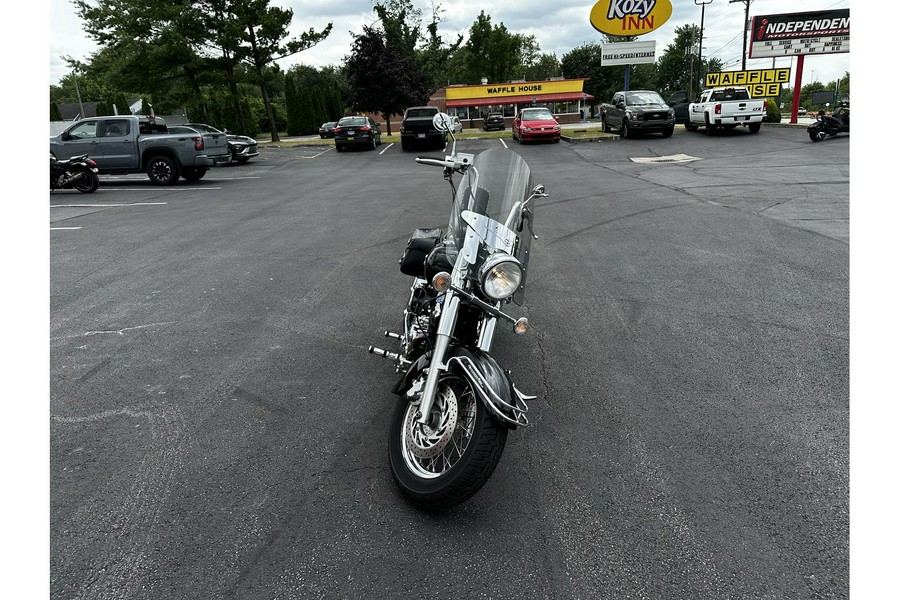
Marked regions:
[483,113,505,131]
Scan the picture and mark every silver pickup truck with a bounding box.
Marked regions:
[50,115,230,185]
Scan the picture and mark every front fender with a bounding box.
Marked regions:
[446,347,528,429]
[392,346,530,428]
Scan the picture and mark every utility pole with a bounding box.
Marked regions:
[729,0,752,70]
[695,0,713,97]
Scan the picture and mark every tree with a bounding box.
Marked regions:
[464,11,524,84]
[416,4,463,91]
[345,25,429,135]
[50,103,63,121]
[227,0,332,141]
[285,75,301,135]
[656,24,701,98]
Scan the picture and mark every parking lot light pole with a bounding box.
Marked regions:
[695,0,713,97]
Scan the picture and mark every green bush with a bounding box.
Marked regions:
[765,98,782,123]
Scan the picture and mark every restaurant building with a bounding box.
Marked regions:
[429,78,594,127]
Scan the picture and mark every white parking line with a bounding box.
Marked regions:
[500,138,509,149]
[303,147,334,159]
[50,202,168,208]
[96,187,222,191]
[50,227,82,230]
[379,143,394,155]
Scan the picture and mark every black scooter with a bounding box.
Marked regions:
[808,100,849,142]
[50,154,100,193]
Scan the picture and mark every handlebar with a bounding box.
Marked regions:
[415,156,453,169]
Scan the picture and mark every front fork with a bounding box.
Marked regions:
[416,292,460,425]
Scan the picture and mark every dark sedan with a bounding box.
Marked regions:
[333,116,382,151]
[171,123,259,164]
[319,122,337,138]
[483,113,505,131]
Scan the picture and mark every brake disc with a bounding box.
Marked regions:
[405,386,459,459]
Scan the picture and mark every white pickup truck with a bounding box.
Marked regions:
[687,87,766,135]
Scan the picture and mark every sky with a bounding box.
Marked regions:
[50,0,853,89]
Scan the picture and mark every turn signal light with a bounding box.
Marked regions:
[432,271,451,292]
[514,318,529,335]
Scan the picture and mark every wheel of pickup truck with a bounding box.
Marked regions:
[147,155,180,185]
[621,120,632,139]
[182,167,207,182]
[704,117,717,136]
[602,118,611,133]
[685,122,698,131]
[662,126,674,138]
[748,122,761,134]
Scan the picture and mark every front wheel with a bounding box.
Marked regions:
[389,372,507,511]
[73,170,99,193]
[621,120,632,139]
[808,125,826,142]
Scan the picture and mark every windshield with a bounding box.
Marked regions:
[521,108,554,121]
[625,91,666,106]
[446,148,535,303]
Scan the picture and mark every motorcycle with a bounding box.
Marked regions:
[808,99,849,142]
[368,113,545,510]
[50,153,100,193]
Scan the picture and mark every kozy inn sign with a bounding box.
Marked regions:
[590,0,672,36]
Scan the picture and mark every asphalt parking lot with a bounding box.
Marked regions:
[50,125,849,599]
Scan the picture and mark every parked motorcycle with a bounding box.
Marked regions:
[808,99,849,142]
[50,154,100,193]
[369,113,545,510]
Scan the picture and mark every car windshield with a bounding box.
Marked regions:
[625,92,665,106]
[521,109,554,121]
[446,148,535,303]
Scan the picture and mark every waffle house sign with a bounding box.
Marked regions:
[590,0,672,36]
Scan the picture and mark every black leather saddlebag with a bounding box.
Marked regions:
[399,228,442,277]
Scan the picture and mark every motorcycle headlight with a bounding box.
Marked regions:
[479,254,523,300]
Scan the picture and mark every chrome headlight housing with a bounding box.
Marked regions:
[478,254,523,300]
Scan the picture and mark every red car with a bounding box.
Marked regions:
[512,107,561,143]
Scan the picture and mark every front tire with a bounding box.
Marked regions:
[809,126,826,142]
[73,170,99,193]
[389,372,507,511]
[662,126,674,138]
[621,119,632,139]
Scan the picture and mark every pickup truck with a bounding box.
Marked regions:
[666,90,691,125]
[49,115,231,184]
[687,87,765,135]
[599,90,675,138]
[399,106,447,151]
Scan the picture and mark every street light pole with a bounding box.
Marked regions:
[695,0,713,97]
[729,0,752,70]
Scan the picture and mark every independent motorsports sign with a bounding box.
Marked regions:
[749,9,849,58]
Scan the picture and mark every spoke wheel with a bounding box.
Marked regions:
[389,372,507,511]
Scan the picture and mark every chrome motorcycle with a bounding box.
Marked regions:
[369,113,545,510]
